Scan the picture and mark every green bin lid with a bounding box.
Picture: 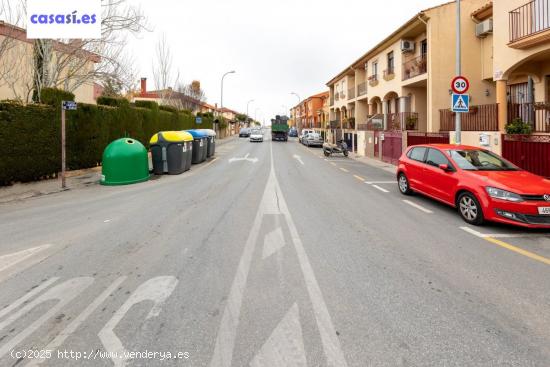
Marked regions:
[101,138,150,186]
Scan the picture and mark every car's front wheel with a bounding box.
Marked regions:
[457,192,484,225]
[397,173,412,195]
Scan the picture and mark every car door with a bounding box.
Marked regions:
[406,147,428,192]
[422,148,458,203]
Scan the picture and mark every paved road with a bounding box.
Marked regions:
[0,135,548,366]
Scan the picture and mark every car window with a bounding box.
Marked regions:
[408,147,427,162]
[425,148,450,168]
[448,149,519,171]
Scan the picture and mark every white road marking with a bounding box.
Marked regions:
[262,228,286,259]
[402,200,434,214]
[210,142,348,367]
[339,167,349,173]
[99,276,178,367]
[0,278,59,320]
[293,155,305,165]
[372,185,389,193]
[249,303,307,367]
[0,244,51,273]
[104,219,111,223]
[459,226,550,239]
[365,181,395,184]
[353,175,365,181]
[229,153,258,164]
[0,277,94,359]
[26,277,127,366]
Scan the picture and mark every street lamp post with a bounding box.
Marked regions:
[246,99,254,126]
[220,70,236,115]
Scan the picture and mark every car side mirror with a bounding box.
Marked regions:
[438,164,449,171]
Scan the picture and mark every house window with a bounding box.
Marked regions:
[421,39,427,58]
[387,52,394,74]
[372,61,378,77]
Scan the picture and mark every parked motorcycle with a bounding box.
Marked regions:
[323,140,349,157]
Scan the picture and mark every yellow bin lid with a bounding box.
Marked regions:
[150,131,193,144]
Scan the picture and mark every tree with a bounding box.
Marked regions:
[151,34,181,108]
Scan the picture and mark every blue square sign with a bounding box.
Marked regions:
[451,93,469,113]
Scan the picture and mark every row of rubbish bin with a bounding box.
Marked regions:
[150,129,216,175]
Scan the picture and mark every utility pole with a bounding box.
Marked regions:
[455,0,461,145]
[246,99,254,126]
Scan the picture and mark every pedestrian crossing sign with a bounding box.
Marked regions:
[452,93,469,113]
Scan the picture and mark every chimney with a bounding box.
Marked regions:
[140,78,147,94]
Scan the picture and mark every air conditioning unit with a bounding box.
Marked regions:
[400,39,415,53]
[475,19,493,38]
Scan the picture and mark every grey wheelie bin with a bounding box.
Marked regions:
[186,130,208,164]
[149,131,193,174]
[198,129,216,158]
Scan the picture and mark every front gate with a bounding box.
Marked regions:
[502,134,550,178]
[381,130,403,165]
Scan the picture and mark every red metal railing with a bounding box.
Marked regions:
[508,102,550,132]
[509,0,550,42]
[502,134,550,177]
[439,103,499,131]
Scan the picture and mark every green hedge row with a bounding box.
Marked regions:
[0,97,213,185]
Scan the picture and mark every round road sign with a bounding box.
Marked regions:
[451,76,469,94]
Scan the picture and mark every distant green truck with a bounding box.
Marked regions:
[271,115,289,141]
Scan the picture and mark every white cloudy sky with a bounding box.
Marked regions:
[132,0,445,122]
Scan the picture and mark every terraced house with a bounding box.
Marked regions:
[326,0,550,176]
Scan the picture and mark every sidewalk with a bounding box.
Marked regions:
[0,135,238,204]
[349,153,397,175]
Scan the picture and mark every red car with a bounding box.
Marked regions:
[397,144,550,228]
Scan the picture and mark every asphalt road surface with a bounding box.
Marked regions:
[0,134,549,367]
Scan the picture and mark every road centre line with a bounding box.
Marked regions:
[460,226,550,266]
[402,200,433,214]
[372,185,389,193]
[339,167,349,173]
[353,175,365,181]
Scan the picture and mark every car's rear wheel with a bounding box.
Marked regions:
[457,192,484,225]
[397,173,412,195]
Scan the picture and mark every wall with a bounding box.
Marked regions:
[426,0,496,132]
[449,131,502,155]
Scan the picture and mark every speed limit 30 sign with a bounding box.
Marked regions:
[451,76,469,94]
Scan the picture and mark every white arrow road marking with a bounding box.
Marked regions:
[0,244,51,273]
[26,276,127,366]
[262,228,286,260]
[249,303,307,367]
[98,276,178,367]
[210,142,348,367]
[0,277,94,359]
[229,153,258,164]
[293,155,304,165]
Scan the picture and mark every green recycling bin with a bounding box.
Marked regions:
[150,131,193,175]
[186,130,208,164]
[198,129,216,158]
[101,138,149,185]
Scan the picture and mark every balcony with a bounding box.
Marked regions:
[357,82,367,97]
[402,55,427,81]
[509,0,550,48]
[348,87,355,100]
[383,68,395,81]
[368,75,379,87]
[508,102,550,132]
[387,112,419,130]
[439,103,499,131]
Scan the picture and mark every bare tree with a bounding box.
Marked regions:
[151,33,181,107]
[175,81,206,112]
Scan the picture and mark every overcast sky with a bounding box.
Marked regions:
[129,0,444,123]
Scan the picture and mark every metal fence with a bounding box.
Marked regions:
[508,102,550,132]
[439,104,499,131]
[509,0,550,42]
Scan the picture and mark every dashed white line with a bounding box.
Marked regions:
[339,167,349,173]
[372,185,389,193]
[365,181,395,184]
[353,175,365,181]
[402,200,434,214]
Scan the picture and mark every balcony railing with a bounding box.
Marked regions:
[357,82,367,96]
[509,0,550,43]
[330,95,334,106]
[348,87,355,100]
[387,112,419,130]
[383,68,395,81]
[335,93,339,101]
[402,55,427,81]
[439,103,499,131]
[508,102,550,132]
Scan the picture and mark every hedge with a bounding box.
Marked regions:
[97,96,130,108]
[0,97,213,185]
